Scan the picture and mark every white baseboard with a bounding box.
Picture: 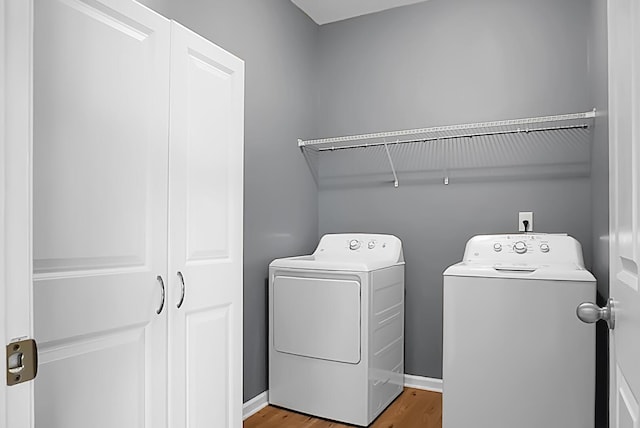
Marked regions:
[404,374,443,393]
[243,390,269,420]
[243,374,441,420]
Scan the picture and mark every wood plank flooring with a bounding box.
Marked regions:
[244,388,442,428]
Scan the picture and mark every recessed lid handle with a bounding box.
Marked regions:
[493,264,538,273]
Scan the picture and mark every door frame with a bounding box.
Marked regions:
[1,1,35,427]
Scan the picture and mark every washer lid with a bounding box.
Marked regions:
[270,233,404,271]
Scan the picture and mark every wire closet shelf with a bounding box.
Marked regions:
[298,110,596,188]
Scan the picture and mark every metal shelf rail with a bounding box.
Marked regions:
[299,110,596,188]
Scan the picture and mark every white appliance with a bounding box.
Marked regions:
[443,234,596,428]
[269,233,405,426]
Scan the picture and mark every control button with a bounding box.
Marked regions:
[493,243,502,252]
[349,239,361,250]
[513,241,527,254]
[540,243,550,253]
[368,241,376,249]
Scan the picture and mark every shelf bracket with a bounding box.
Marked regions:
[383,141,399,188]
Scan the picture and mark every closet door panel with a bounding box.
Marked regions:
[184,52,232,261]
[168,22,244,428]
[32,1,170,427]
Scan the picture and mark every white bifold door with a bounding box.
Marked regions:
[27,0,243,427]
[168,22,244,428]
[33,1,171,426]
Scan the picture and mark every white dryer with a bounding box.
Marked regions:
[443,234,596,428]
[269,233,405,426]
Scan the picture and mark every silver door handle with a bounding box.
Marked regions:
[576,297,614,329]
[176,271,185,309]
[156,275,165,314]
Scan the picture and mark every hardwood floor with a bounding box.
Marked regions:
[243,388,442,428]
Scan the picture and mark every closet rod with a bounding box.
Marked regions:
[315,123,589,152]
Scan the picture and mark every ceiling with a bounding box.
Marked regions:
[291,0,431,25]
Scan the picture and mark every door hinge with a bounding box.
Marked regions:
[6,339,38,386]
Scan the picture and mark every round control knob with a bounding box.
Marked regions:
[513,241,527,254]
[349,239,361,250]
[368,241,376,249]
[493,243,502,252]
[540,243,550,253]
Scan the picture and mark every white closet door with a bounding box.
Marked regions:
[608,0,640,427]
[32,1,170,427]
[168,22,244,428]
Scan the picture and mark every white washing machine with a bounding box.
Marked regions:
[269,233,405,426]
[443,234,596,428]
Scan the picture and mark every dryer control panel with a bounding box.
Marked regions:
[462,234,585,267]
[313,233,404,265]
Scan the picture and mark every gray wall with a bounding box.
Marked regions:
[315,0,591,136]
[137,0,320,401]
[316,0,594,379]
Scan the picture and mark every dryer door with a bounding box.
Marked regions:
[273,275,361,364]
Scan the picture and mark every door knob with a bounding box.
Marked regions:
[576,297,615,329]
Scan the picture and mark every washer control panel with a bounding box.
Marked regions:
[464,234,584,266]
[487,235,552,255]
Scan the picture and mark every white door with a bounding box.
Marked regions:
[608,0,640,427]
[32,0,170,427]
[167,22,244,428]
